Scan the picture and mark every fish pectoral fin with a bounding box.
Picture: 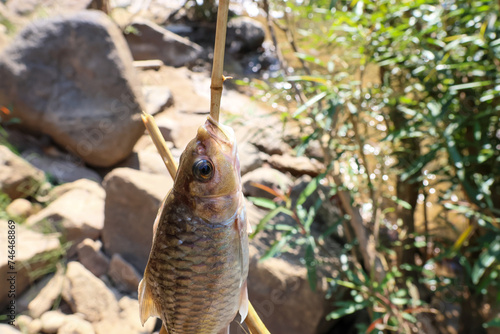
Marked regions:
[217,326,230,334]
[238,280,249,323]
[138,276,161,325]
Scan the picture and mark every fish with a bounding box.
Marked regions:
[139,116,250,334]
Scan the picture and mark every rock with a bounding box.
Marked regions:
[40,311,67,334]
[0,145,45,199]
[142,85,173,115]
[5,0,93,16]
[242,167,293,199]
[118,150,170,176]
[0,221,61,310]
[238,141,264,175]
[0,10,145,167]
[6,198,33,219]
[268,154,324,177]
[26,181,105,252]
[0,324,22,334]
[28,269,65,318]
[227,17,265,53]
[117,296,156,333]
[108,253,142,293]
[102,168,173,272]
[93,296,156,334]
[250,127,290,155]
[16,274,53,315]
[21,149,102,184]
[124,18,203,67]
[27,318,43,334]
[15,314,32,332]
[76,238,110,278]
[47,178,103,203]
[58,316,95,334]
[62,261,119,323]
[154,116,182,147]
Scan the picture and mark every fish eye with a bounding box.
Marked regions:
[192,159,214,182]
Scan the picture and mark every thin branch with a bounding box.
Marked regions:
[209,0,230,122]
[141,111,178,179]
[246,302,271,334]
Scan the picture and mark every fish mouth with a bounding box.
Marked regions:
[206,115,234,144]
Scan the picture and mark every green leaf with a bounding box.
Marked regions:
[248,197,278,210]
[471,235,500,284]
[305,236,317,291]
[326,300,368,320]
[293,92,328,118]
[484,316,500,328]
[250,206,295,239]
[260,231,294,261]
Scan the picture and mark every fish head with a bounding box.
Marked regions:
[174,116,241,222]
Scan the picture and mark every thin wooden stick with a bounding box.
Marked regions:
[246,302,271,334]
[140,111,271,334]
[209,0,230,122]
[141,110,178,179]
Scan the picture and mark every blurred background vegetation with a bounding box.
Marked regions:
[240,0,500,332]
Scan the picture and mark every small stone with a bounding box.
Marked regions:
[28,269,65,318]
[62,261,119,323]
[238,141,264,175]
[142,85,174,115]
[242,167,293,199]
[76,238,110,278]
[27,318,42,334]
[0,324,22,334]
[227,17,265,53]
[58,316,95,334]
[40,311,67,334]
[15,315,33,333]
[108,253,142,293]
[6,198,33,218]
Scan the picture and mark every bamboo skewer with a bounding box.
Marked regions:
[209,0,230,122]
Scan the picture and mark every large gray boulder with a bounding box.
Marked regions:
[102,168,173,272]
[0,10,145,167]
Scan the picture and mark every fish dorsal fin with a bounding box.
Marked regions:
[238,280,249,323]
[138,276,161,326]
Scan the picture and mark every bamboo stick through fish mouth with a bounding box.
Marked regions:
[141,111,271,334]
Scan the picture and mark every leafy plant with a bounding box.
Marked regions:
[247,0,500,332]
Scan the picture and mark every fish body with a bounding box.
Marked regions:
[139,117,249,334]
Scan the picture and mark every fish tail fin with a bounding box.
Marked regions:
[138,275,161,326]
[238,280,249,323]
